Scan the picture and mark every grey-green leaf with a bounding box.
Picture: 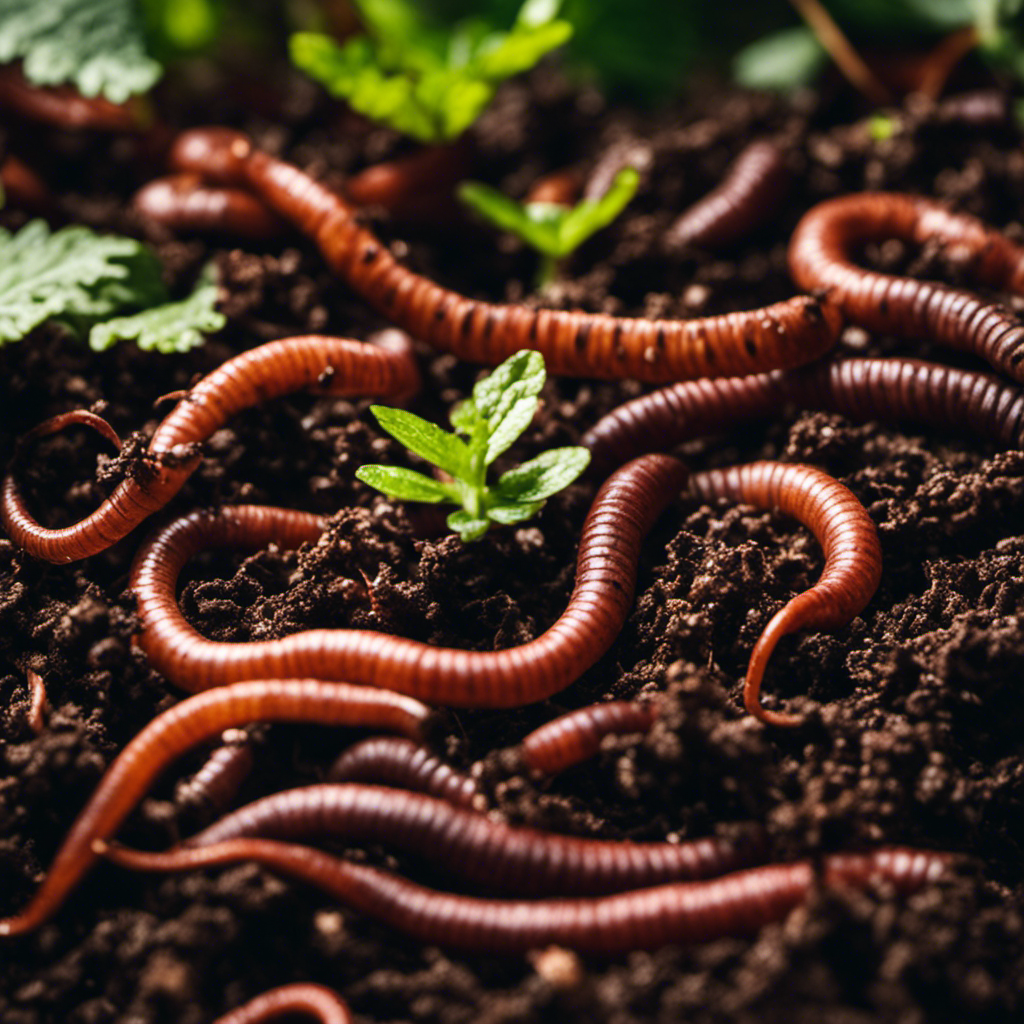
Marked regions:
[486,500,544,524]
[355,465,454,503]
[496,446,590,502]
[370,405,470,478]
[447,509,490,541]
[732,26,827,92]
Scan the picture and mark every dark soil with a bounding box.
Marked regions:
[3,62,1024,1024]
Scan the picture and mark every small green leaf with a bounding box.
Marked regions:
[458,182,562,256]
[370,405,470,478]
[732,26,827,92]
[470,19,573,81]
[484,394,539,464]
[555,167,639,255]
[867,113,896,142]
[486,501,544,524]
[447,509,490,541]
[473,349,545,424]
[450,396,481,435]
[497,447,590,502]
[356,465,454,503]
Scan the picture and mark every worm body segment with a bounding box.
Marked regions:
[210,984,352,1024]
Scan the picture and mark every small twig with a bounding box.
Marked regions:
[917,26,980,101]
[789,0,892,105]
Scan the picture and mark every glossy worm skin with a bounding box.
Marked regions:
[24,669,48,736]
[521,700,658,776]
[665,139,790,251]
[130,454,691,704]
[210,984,352,1024]
[0,66,146,131]
[180,783,759,896]
[690,462,883,728]
[174,731,255,815]
[101,840,951,955]
[2,333,421,563]
[789,193,1024,382]
[0,679,433,937]
[344,141,468,215]
[133,174,285,239]
[525,169,582,208]
[581,356,1024,473]
[168,128,843,383]
[328,737,480,810]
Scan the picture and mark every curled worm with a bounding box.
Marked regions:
[174,730,255,817]
[689,462,883,728]
[100,840,951,954]
[2,333,420,563]
[521,700,658,776]
[664,139,790,252]
[168,127,842,383]
[133,174,286,239]
[328,736,480,810]
[789,193,1024,381]
[581,356,1024,473]
[0,679,434,937]
[129,454,690,703]
[210,984,352,1024]
[179,783,760,895]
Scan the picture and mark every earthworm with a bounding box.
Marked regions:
[664,140,790,252]
[210,984,352,1024]
[521,700,658,776]
[178,783,760,895]
[2,333,420,563]
[689,462,882,727]
[344,141,469,216]
[99,840,952,954]
[174,730,255,816]
[0,65,148,132]
[129,454,690,702]
[581,357,1024,473]
[0,679,433,937]
[789,193,1024,382]
[24,669,48,735]
[0,154,51,212]
[525,169,582,207]
[133,174,285,239]
[168,127,843,382]
[327,737,480,810]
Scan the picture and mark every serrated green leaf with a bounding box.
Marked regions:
[0,0,162,103]
[447,509,490,541]
[89,263,225,353]
[473,349,545,424]
[497,446,590,502]
[450,396,481,435]
[486,500,544,524]
[356,465,454,503]
[556,167,639,255]
[370,405,470,478]
[732,26,827,92]
[484,394,538,464]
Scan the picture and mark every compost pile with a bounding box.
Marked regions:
[2,56,1024,1024]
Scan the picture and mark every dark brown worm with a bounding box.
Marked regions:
[100,840,952,954]
[789,193,1024,382]
[521,700,658,776]
[174,730,255,816]
[664,139,790,252]
[168,128,842,383]
[2,333,420,563]
[581,356,1024,473]
[129,455,690,702]
[0,679,433,937]
[0,66,148,132]
[344,141,469,217]
[0,154,51,212]
[178,783,759,896]
[690,462,883,728]
[24,669,48,735]
[328,737,480,810]
[133,174,286,239]
[209,984,352,1024]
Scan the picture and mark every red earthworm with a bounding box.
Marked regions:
[0,65,149,132]
[129,454,690,702]
[0,154,51,212]
[0,679,433,937]
[168,128,843,383]
[2,333,420,563]
[327,736,480,810]
[24,669,48,735]
[344,141,469,216]
[174,730,255,816]
[581,356,1024,473]
[789,193,1024,382]
[133,174,285,239]
[525,169,582,208]
[690,462,883,728]
[99,840,952,954]
[210,984,352,1024]
[664,140,790,252]
[521,700,658,776]
[178,783,760,895]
